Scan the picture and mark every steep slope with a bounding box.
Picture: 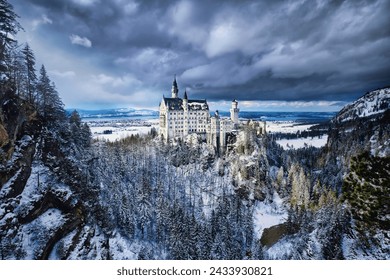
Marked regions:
[330,87,389,156]
[262,87,390,259]
[331,87,389,151]
[333,88,389,123]
[325,88,389,258]
[342,152,389,259]
[331,88,390,258]
[0,91,87,259]
[321,87,390,189]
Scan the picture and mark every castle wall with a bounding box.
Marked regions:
[159,80,246,149]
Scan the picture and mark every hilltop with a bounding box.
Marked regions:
[333,87,390,123]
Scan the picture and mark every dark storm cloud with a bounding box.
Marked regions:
[10,0,390,109]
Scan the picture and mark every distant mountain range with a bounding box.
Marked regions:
[66,108,159,119]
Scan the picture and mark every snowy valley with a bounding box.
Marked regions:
[1,84,389,259]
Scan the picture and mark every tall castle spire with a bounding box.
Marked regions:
[171,75,179,98]
[183,89,188,111]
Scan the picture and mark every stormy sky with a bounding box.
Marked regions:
[10,0,390,111]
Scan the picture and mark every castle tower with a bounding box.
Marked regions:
[171,75,179,98]
[183,90,188,107]
[230,99,239,125]
[183,90,189,137]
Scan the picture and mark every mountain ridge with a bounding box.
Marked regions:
[332,87,390,123]
[66,108,159,119]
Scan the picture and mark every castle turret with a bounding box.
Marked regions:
[208,110,221,153]
[171,75,179,98]
[230,99,239,125]
[183,90,189,114]
[183,90,188,136]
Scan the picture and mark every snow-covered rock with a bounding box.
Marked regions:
[333,88,389,123]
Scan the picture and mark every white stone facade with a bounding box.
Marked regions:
[159,78,209,141]
[159,78,243,150]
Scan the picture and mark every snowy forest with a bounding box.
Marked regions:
[0,0,389,259]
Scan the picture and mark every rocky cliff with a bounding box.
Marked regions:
[0,90,88,259]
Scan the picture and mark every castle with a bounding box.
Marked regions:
[159,77,242,150]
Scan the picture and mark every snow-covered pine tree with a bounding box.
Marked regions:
[21,43,37,104]
[36,65,65,124]
[0,0,23,76]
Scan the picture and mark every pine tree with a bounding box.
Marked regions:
[69,110,82,126]
[69,110,82,144]
[211,232,227,259]
[21,43,37,103]
[0,0,23,75]
[196,225,212,259]
[168,206,186,259]
[6,49,23,94]
[81,123,92,147]
[290,166,310,209]
[36,64,65,123]
[276,166,285,190]
[136,178,152,239]
[186,214,199,259]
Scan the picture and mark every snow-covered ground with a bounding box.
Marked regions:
[267,121,328,149]
[86,118,159,142]
[266,121,314,134]
[253,191,287,240]
[21,208,65,259]
[276,135,328,150]
[87,118,329,149]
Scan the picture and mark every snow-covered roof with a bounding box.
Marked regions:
[188,99,209,110]
[163,97,209,111]
[163,97,183,110]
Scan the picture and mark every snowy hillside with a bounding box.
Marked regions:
[333,87,389,123]
[326,88,390,159]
